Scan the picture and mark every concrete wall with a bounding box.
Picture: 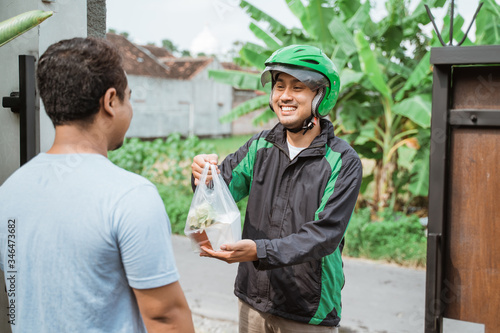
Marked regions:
[231,89,278,135]
[126,60,233,138]
[0,0,89,184]
[191,60,233,137]
[0,0,104,331]
[127,76,193,137]
[87,0,106,38]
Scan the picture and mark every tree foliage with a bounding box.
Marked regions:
[209,0,500,214]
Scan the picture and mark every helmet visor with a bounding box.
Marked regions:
[261,64,330,91]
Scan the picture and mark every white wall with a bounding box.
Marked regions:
[0,1,88,331]
[126,75,193,137]
[192,60,233,137]
[126,60,233,138]
[0,0,87,184]
[38,0,88,152]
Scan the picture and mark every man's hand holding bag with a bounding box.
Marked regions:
[185,163,241,252]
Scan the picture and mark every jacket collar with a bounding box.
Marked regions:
[266,119,334,157]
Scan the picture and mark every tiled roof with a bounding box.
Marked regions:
[141,44,175,60]
[161,57,214,80]
[107,33,241,81]
[106,33,170,78]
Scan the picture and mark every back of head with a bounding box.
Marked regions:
[37,37,127,127]
[261,44,340,118]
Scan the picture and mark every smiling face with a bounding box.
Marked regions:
[271,72,317,130]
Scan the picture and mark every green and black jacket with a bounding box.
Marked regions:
[219,119,362,327]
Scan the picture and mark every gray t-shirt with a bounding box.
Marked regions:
[0,153,179,332]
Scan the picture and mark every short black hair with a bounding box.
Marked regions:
[37,37,128,126]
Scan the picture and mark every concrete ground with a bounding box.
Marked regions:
[172,235,427,333]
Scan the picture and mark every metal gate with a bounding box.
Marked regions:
[425,45,500,333]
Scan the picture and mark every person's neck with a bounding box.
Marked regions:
[286,123,321,148]
[46,125,108,157]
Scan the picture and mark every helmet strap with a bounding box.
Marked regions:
[284,115,317,135]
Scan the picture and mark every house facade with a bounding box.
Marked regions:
[107,33,233,138]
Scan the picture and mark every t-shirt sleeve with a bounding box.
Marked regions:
[113,184,179,289]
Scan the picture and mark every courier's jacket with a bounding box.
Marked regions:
[219,119,362,326]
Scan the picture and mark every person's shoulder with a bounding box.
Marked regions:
[249,128,274,144]
[232,129,275,154]
[100,158,153,188]
[326,135,360,161]
[0,154,44,189]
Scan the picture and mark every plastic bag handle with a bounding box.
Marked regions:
[210,164,231,214]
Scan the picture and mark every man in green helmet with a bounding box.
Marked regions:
[191,45,362,332]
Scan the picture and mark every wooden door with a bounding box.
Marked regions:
[445,127,500,332]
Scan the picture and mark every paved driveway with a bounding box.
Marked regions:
[172,234,426,333]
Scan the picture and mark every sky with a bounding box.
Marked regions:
[106,0,486,59]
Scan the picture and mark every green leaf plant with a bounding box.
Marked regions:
[0,10,53,47]
[208,0,500,214]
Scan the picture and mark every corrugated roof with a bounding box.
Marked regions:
[106,33,170,78]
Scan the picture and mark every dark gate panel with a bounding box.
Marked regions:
[426,45,500,333]
[452,66,500,109]
[445,128,500,329]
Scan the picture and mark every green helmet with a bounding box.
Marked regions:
[261,44,340,118]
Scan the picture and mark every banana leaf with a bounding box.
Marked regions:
[395,52,431,101]
[402,0,446,27]
[475,0,500,45]
[354,121,377,146]
[0,10,52,47]
[338,0,363,21]
[241,42,268,53]
[440,14,468,46]
[249,22,281,50]
[240,1,289,40]
[239,45,268,70]
[286,0,335,47]
[392,94,432,129]
[219,95,270,123]
[331,44,349,71]
[409,144,430,197]
[354,31,392,101]
[359,173,374,195]
[380,57,412,79]
[397,146,417,171]
[208,69,264,91]
[328,17,357,57]
[251,108,276,126]
[339,68,364,91]
[346,1,372,30]
[304,0,334,45]
[285,0,309,32]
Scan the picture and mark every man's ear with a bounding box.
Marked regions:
[102,87,118,118]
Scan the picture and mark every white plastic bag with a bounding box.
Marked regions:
[185,163,241,252]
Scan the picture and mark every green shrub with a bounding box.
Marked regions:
[155,183,193,235]
[345,208,427,267]
[109,134,215,185]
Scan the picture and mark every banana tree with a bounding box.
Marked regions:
[209,0,500,213]
[0,10,53,47]
[331,0,450,212]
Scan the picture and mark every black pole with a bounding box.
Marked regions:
[18,55,37,165]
